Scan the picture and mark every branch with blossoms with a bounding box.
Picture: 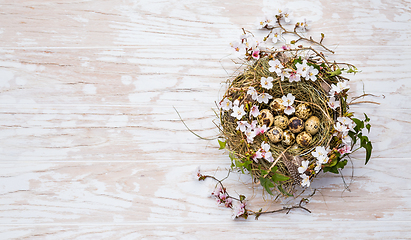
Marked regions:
[196,169,313,220]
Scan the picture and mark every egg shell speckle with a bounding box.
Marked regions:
[288,116,305,134]
[267,126,283,143]
[274,115,289,130]
[296,131,312,147]
[305,116,320,135]
[270,98,286,114]
[258,109,274,127]
[295,103,312,120]
[282,130,295,146]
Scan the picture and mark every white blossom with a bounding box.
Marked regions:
[314,162,322,173]
[298,160,309,174]
[278,68,291,81]
[312,146,329,164]
[247,87,258,101]
[301,174,310,187]
[281,93,295,106]
[232,202,246,219]
[236,121,249,132]
[268,59,283,75]
[270,29,283,43]
[306,66,319,81]
[245,128,256,143]
[330,80,350,95]
[220,98,232,111]
[231,104,246,120]
[257,93,273,104]
[278,8,292,23]
[337,117,355,131]
[261,76,274,89]
[229,41,246,55]
[296,60,309,78]
[328,96,340,110]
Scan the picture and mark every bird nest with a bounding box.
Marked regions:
[217,42,372,197]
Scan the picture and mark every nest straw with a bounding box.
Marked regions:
[219,56,339,196]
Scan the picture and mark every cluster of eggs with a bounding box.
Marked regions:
[258,98,321,148]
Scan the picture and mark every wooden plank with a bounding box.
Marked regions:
[1,221,411,239]
[0,159,409,225]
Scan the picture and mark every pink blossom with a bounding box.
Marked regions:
[212,186,222,197]
[232,202,246,219]
[255,125,268,135]
[252,50,260,60]
[250,120,258,130]
[338,145,352,155]
[224,197,233,208]
[250,105,260,118]
[289,72,301,82]
[284,105,295,115]
[253,149,263,162]
[282,45,291,50]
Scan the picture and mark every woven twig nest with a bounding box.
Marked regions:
[218,49,360,196]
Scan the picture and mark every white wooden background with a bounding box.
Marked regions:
[0,0,410,239]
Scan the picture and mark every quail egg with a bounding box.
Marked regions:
[270,98,286,114]
[267,126,283,143]
[288,116,305,134]
[296,131,312,147]
[305,116,320,135]
[282,130,295,146]
[295,103,312,120]
[274,115,289,130]
[258,109,274,127]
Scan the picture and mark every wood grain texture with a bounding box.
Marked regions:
[0,0,410,238]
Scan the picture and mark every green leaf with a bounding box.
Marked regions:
[348,131,357,145]
[239,195,246,201]
[346,67,359,74]
[366,124,371,133]
[229,152,235,161]
[365,142,372,165]
[364,113,370,122]
[336,159,348,169]
[352,118,364,133]
[360,135,369,148]
[272,173,290,182]
[261,169,269,176]
[218,139,226,150]
[323,165,339,174]
[259,177,274,195]
[278,185,293,197]
[328,68,342,77]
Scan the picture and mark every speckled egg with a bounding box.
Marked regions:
[296,131,312,147]
[274,115,289,130]
[305,116,320,135]
[288,117,305,134]
[258,109,274,127]
[282,130,295,146]
[295,103,312,120]
[270,98,286,114]
[267,126,283,143]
